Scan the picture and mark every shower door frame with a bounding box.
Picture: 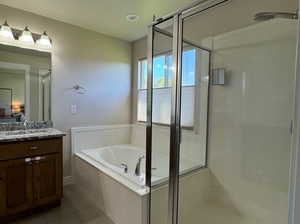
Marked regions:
[145,1,231,224]
[146,0,300,224]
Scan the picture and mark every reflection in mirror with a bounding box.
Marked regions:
[0,44,51,123]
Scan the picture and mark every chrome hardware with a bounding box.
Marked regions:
[33,156,45,162]
[212,68,226,85]
[25,158,32,165]
[121,163,128,173]
[30,146,39,150]
[25,158,31,163]
[135,155,145,177]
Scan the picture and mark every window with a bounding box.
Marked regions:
[137,49,196,128]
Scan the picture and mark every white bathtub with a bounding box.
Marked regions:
[76,144,204,196]
[81,145,148,187]
[71,125,209,224]
[77,144,166,193]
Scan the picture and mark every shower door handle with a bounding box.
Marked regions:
[179,129,182,144]
[290,120,293,135]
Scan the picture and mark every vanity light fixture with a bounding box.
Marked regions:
[0,20,15,40]
[0,20,52,50]
[36,31,52,48]
[19,26,35,45]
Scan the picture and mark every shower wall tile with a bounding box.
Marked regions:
[208,19,297,224]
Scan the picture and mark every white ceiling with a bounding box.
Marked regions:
[0,0,196,42]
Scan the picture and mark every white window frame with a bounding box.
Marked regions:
[137,48,198,129]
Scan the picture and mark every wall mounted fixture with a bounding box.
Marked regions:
[19,26,34,45]
[0,21,14,40]
[212,68,226,85]
[65,84,87,95]
[0,20,52,50]
[126,14,140,22]
[36,31,52,48]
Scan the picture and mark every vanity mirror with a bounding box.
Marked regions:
[0,43,51,123]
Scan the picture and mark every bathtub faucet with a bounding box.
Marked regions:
[121,163,128,173]
[135,155,145,177]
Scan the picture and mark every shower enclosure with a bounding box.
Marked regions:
[145,0,299,224]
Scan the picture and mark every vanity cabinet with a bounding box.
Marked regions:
[33,153,62,206]
[0,137,63,221]
[0,158,33,216]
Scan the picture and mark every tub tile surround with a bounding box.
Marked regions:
[71,125,132,154]
[73,155,148,224]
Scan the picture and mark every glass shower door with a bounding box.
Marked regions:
[177,1,298,224]
[146,1,298,224]
[146,18,175,224]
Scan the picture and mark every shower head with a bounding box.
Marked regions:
[254,11,298,21]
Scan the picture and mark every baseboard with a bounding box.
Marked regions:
[63,176,73,186]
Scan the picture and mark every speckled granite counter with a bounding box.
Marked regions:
[0,128,66,143]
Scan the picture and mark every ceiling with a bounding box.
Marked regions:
[0,0,196,42]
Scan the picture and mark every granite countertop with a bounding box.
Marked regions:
[0,128,66,143]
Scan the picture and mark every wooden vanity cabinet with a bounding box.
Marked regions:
[33,153,62,206]
[0,137,63,221]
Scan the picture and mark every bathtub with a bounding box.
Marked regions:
[76,144,169,195]
[71,125,209,224]
[76,144,204,196]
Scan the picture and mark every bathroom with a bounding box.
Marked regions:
[0,0,300,223]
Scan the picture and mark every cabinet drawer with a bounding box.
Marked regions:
[0,138,62,161]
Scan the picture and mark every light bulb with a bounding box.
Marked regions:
[19,26,34,45]
[37,31,52,48]
[0,21,14,40]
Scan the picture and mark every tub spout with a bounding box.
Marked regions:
[121,163,128,173]
[135,155,145,177]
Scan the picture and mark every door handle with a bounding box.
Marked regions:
[25,158,32,165]
[30,146,39,150]
[33,156,46,163]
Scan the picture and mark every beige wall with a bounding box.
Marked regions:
[0,4,132,177]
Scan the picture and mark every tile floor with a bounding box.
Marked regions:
[12,185,114,224]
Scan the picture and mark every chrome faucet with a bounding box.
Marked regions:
[134,155,145,177]
[20,115,28,129]
[121,163,128,173]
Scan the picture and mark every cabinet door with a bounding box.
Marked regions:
[33,154,62,206]
[0,158,34,216]
[0,162,6,216]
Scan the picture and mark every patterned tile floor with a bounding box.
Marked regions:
[12,185,114,224]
